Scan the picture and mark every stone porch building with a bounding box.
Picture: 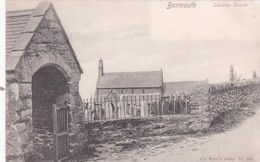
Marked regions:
[6,2,84,161]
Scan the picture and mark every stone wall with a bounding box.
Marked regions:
[6,82,31,162]
[209,80,260,122]
[83,115,203,151]
[181,80,260,129]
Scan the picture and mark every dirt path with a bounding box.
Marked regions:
[84,107,260,162]
[119,107,260,162]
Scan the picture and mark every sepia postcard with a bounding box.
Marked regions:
[4,0,260,161]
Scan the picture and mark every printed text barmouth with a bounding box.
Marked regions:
[166,2,197,9]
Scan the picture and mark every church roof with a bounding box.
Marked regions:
[163,80,209,95]
[97,71,163,89]
[6,2,83,73]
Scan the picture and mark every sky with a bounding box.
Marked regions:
[6,0,260,98]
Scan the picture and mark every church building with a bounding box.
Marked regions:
[95,59,164,98]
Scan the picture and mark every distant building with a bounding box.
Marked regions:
[95,59,163,98]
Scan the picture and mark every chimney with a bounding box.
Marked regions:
[230,65,234,81]
[160,68,163,84]
[98,58,104,78]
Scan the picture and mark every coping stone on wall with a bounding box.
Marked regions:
[23,16,44,33]
[12,33,34,51]
[32,2,52,17]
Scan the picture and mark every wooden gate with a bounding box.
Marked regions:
[53,104,69,162]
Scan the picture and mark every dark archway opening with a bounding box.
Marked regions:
[32,66,69,160]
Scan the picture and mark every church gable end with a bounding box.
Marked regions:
[22,5,82,75]
[9,2,83,83]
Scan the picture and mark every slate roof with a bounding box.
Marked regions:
[6,9,33,54]
[6,2,83,73]
[97,71,163,89]
[163,80,209,95]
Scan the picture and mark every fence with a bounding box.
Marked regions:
[83,94,191,122]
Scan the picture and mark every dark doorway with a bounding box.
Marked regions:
[32,66,69,160]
